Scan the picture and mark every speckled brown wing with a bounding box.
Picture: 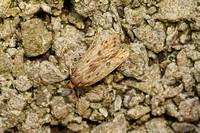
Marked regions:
[70,35,130,87]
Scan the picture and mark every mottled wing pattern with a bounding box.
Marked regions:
[71,35,130,87]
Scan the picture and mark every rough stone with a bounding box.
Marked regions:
[85,85,106,102]
[117,42,148,80]
[145,118,173,133]
[21,18,52,57]
[127,105,150,120]
[91,114,127,133]
[177,21,189,31]
[114,72,124,82]
[121,65,164,96]
[77,97,90,116]
[39,61,66,84]
[50,96,74,119]
[34,86,53,107]
[166,26,179,51]
[61,113,82,125]
[24,60,41,88]
[197,83,200,96]
[185,44,200,61]
[0,0,20,18]
[124,5,146,25]
[41,1,52,14]
[129,125,147,133]
[156,0,197,21]
[172,122,195,133]
[104,74,114,85]
[72,0,109,17]
[67,121,89,132]
[190,17,200,30]
[99,108,108,118]
[163,84,183,98]
[113,95,122,112]
[19,2,40,19]
[173,93,188,106]
[123,89,145,108]
[146,6,157,15]
[165,99,182,121]
[133,22,166,53]
[68,11,85,29]
[179,97,200,122]
[10,47,26,77]
[0,19,14,40]
[151,96,165,116]
[13,75,32,92]
[161,62,179,86]
[0,48,13,73]
[89,109,105,121]
[20,109,51,132]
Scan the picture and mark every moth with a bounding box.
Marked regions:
[67,35,130,96]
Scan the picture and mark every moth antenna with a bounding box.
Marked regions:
[58,47,74,75]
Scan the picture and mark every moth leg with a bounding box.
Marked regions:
[77,88,80,101]
[70,87,77,101]
[66,81,77,101]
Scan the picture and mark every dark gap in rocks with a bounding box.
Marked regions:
[4,126,18,133]
[35,10,51,22]
[25,50,51,62]
[50,124,74,133]
[117,6,125,19]
[63,0,73,10]
[157,51,168,64]
[82,118,100,130]
[164,114,177,122]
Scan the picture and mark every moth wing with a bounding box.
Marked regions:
[71,35,129,87]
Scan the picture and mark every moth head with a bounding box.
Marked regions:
[66,81,75,90]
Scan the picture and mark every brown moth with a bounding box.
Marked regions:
[67,35,129,92]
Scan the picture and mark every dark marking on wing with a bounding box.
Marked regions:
[96,72,100,76]
[98,51,101,55]
[86,60,90,63]
[106,62,111,66]
[108,51,118,60]
[89,64,98,72]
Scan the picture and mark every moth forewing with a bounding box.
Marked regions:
[70,35,130,87]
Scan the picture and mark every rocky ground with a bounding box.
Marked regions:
[0,0,200,133]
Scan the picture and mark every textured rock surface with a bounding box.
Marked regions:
[21,18,52,57]
[0,0,200,132]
